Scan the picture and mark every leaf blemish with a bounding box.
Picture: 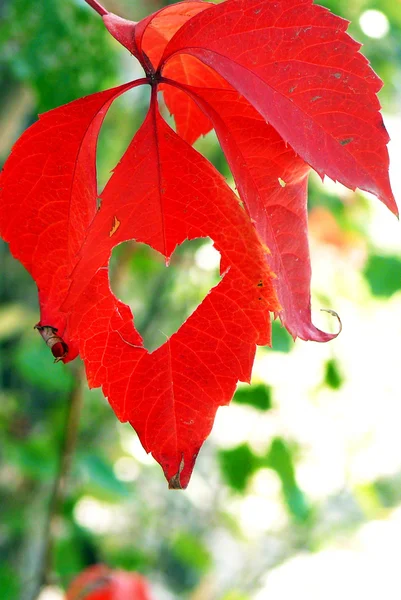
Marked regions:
[339,137,353,146]
[109,216,121,237]
[278,177,286,187]
[295,26,312,37]
[169,455,185,490]
[34,324,68,362]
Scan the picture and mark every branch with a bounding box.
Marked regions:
[84,0,108,17]
[28,364,84,600]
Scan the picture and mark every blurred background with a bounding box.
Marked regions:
[1,0,401,599]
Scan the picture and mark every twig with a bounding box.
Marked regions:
[29,363,84,599]
[0,82,34,159]
[84,0,108,17]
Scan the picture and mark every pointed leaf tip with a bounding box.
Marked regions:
[168,456,185,489]
[317,308,342,341]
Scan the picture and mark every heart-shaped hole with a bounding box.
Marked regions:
[109,237,221,352]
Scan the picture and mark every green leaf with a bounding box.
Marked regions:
[78,454,129,499]
[0,0,118,111]
[271,320,293,353]
[324,358,344,390]
[54,534,86,586]
[106,546,152,572]
[13,334,73,394]
[171,532,212,572]
[0,565,19,600]
[219,444,259,492]
[233,383,272,411]
[374,476,401,509]
[264,438,310,522]
[364,254,401,297]
[9,435,57,479]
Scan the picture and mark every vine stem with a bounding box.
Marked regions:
[31,364,84,599]
[84,0,108,16]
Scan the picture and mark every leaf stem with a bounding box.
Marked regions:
[84,0,108,17]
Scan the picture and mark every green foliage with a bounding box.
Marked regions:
[110,238,220,351]
[219,444,259,492]
[13,333,74,394]
[0,566,19,600]
[364,254,401,297]
[106,541,153,573]
[54,531,88,587]
[324,358,344,390]
[271,320,293,353]
[219,438,311,522]
[8,433,58,480]
[171,532,212,572]
[78,454,129,500]
[0,0,118,111]
[265,438,310,522]
[233,383,272,411]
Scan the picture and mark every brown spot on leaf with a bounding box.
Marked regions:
[339,137,353,146]
[109,216,120,237]
[168,455,185,490]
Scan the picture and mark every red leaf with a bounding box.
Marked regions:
[161,56,228,145]
[66,564,153,600]
[0,81,141,362]
[0,0,396,487]
[105,2,223,144]
[142,1,212,69]
[102,1,212,69]
[162,0,397,214]
[140,2,220,144]
[169,82,337,341]
[64,95,279,488]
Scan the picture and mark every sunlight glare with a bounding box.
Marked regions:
[359,10,389,39]
[37,588,64,600]
[74,496,121,534]
[114,456,140,482]
[195,242,221,271]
